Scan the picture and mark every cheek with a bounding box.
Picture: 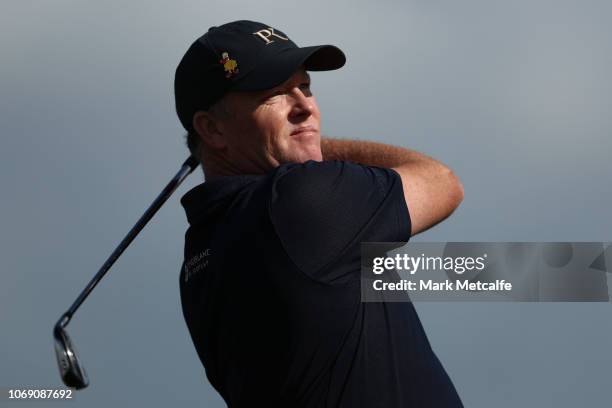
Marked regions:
[253,110,289,142]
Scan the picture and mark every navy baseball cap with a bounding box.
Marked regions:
[174,20,346,131]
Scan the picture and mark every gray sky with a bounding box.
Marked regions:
[2,0,611,407]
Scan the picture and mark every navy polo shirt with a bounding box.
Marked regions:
[179,160,463,407]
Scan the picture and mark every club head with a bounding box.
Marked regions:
[53,322,89,389]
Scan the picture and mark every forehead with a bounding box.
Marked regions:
[228,68,310,101]
[282,67,310,83]
[265,67,310,88]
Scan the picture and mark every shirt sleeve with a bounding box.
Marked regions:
[268,160,411,283]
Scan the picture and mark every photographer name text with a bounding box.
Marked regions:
[372,279,512,291]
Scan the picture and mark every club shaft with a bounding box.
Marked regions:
[60,156,199,324]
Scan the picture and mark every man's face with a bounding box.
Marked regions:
[214,67,322,173]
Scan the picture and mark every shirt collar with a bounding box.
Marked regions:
[180,175,260,225]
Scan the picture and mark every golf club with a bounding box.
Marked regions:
[53,155,199,389]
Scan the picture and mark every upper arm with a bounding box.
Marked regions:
[391,161,464,236]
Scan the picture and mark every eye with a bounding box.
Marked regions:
[260,89,284,103]
[300,82,312,97]
[267,89,285,99]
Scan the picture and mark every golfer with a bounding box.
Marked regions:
[175,20,464,407]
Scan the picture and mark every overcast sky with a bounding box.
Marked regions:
[2,1,611,407]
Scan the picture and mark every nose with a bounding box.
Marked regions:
[288,87,313,120]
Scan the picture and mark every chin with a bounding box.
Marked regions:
[280,142,322,164]
[296,147,323,163]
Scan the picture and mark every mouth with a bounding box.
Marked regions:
[290,126,319,138]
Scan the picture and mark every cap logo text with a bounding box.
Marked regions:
[253,28,289,45]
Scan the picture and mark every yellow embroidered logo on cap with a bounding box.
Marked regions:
[219,52,239,78]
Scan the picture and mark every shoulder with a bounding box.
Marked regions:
[268,159,407,239]
[271,160,401,200]
[266,160,410,280]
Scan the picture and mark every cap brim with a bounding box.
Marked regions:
[233,45,345,92]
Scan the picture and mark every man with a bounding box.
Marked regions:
[175,20,464,407]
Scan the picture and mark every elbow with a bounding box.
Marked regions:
[453,173,465,207]
[441,166,464,211]
[451,171,465,208]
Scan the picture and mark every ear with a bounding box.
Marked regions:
[192,111,227,150]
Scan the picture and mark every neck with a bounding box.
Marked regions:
[198,148,236,181]
[199,149,272,182]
